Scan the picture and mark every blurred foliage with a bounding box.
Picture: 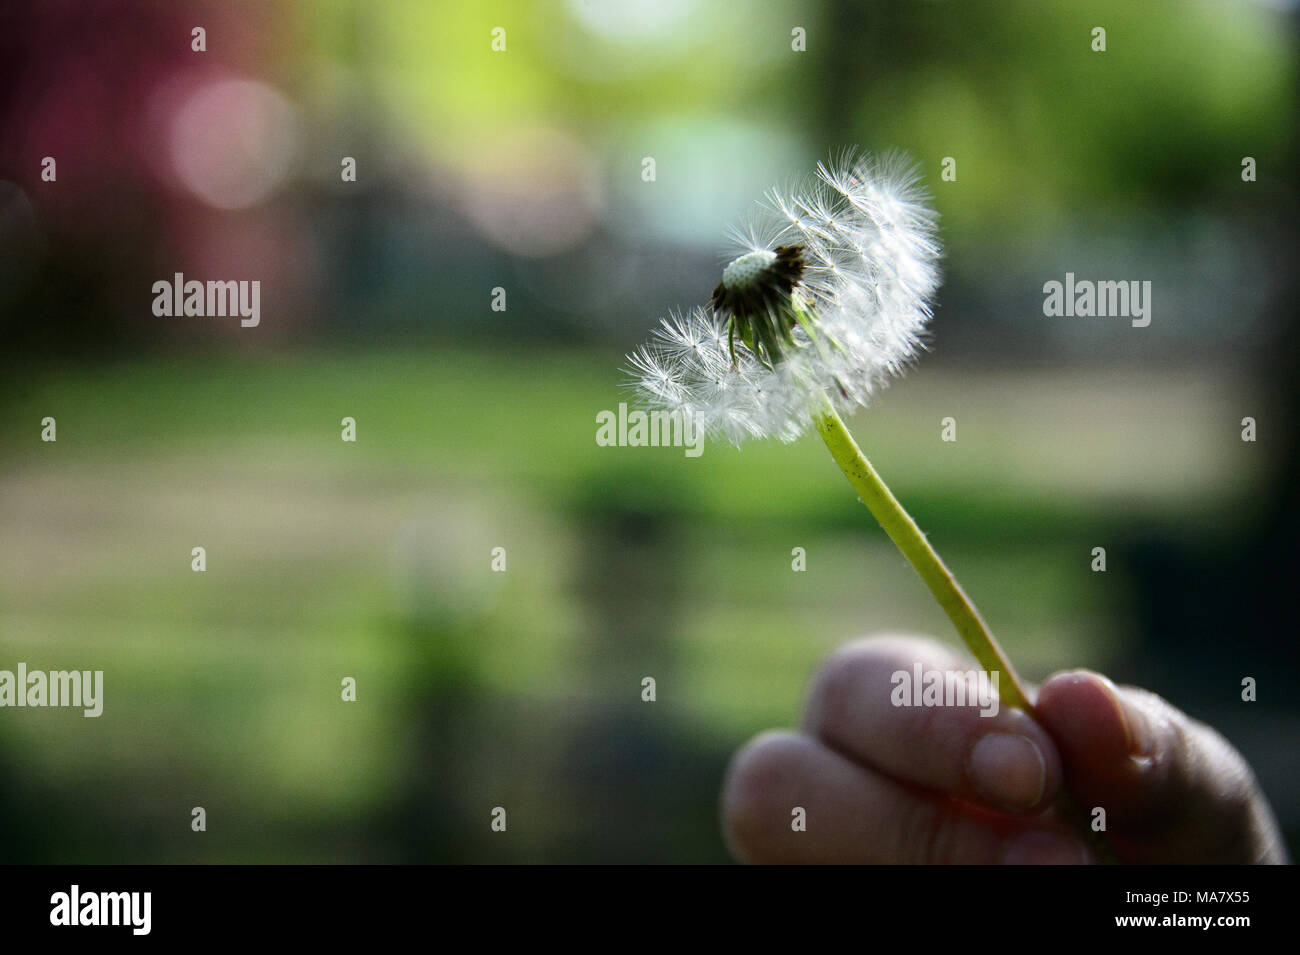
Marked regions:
[0,350,1286,861]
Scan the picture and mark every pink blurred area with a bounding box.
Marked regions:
[1,0,314,339]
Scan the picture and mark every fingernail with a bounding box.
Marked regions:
[1003,830,1092,865]
[1097,674,1154,757]
[968,733,1047,811]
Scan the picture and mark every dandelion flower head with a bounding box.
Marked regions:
[627,149,942,445]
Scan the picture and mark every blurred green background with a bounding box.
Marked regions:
[0,0,1296,862]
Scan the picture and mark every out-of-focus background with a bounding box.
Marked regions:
[0,0,1295,862]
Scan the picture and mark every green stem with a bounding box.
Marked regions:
[813,395,1117,863]
[813,397,1032,709]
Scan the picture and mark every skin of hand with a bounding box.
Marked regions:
[721,633,1288,864]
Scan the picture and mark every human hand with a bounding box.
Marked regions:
[722,634,1287,864]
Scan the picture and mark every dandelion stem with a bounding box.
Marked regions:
[813,396,1031,708]
[812,395,1117,862]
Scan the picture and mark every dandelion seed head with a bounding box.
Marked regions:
[627,149,942,446]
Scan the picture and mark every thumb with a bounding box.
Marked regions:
[1034,670,1285,864]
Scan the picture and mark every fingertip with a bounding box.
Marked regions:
[720,730,803,863]
[1037,670,1143,761]
[1035,669,1174,829]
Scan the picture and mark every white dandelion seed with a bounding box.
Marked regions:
[626,149,941,445]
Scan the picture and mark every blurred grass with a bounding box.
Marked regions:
[0,347,1267,860]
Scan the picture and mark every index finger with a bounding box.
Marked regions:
[801,633,1064,814]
